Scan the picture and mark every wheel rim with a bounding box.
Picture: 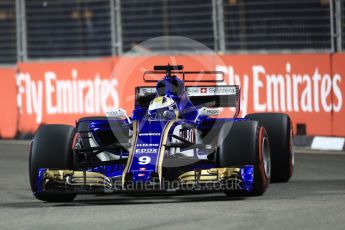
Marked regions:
[262,136,271,178]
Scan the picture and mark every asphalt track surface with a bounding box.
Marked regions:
[0,141,344,230]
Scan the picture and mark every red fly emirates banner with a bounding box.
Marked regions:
[218,54,339,136]
[16,60,115,133]
[0,67,17,138]
[331,54,345,136]
[1,53,344,138]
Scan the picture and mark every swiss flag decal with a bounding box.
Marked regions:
[200,88,207,93]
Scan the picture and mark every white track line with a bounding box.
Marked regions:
[294,147,345,155]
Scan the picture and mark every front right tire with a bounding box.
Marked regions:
[217,120,271,196]
[245,113,293,183]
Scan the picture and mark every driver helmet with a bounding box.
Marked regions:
[148,96,179,120]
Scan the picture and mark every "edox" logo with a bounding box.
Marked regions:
[135,148,158,153]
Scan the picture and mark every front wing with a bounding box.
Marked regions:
[35,165,254,194]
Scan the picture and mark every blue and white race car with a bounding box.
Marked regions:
[29,65,293,202]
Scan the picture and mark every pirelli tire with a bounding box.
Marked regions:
[245,113,293,183]
[29,124,77,202]
[216,120,271,196]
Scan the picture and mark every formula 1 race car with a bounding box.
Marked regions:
[29,64,294,202]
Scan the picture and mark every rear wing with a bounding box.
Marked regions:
[135,85,241,116]
[143,65,224,83]
[143,71,224,83]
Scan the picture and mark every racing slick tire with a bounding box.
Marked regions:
[217,120,271,196]
[245,113,293,183]
[29,124,77,202]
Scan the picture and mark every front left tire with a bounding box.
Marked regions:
[29,124,77,202]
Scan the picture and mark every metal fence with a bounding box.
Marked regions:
[26,0,112,59]
[1,0,344,64]
[121,0,214,52]
[0,0,16,64]
[223,0,332,52]
[341,0,345,50]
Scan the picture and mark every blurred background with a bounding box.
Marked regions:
[0,0,342,63]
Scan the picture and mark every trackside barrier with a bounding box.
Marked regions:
[0,53,344,138]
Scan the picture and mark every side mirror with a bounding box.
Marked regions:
[105,108,130,123]
[197,107,220,116]
[195,107,220,122]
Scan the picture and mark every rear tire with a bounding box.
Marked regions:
[29,124,77,202]
[245,113,293,183]
[216,120,271,196]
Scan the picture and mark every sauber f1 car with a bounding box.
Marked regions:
[29,65,294,202]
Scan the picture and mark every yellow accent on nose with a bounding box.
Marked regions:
[153,97,163,103]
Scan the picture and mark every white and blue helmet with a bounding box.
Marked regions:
[148,96,179,120]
